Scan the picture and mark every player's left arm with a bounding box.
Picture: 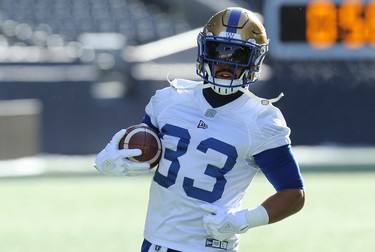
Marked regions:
[202,144,304,241]
[253,144,305,223]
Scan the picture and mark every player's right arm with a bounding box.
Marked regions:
[96,86,176,177]
[141,114,159,134]
[94,129,151,176]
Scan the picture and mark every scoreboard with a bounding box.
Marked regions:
[263,0,375,59]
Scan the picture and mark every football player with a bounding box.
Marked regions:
[95,7,305,252]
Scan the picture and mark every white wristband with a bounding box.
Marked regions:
[245,205,269,229]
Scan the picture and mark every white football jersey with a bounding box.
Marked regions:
[143,79,291,252]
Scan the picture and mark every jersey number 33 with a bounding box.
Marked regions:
[154,123,238,203]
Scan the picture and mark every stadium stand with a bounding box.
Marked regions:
[0,0,203,156]
[0,0,191,47]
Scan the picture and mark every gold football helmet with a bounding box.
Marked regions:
[196,7,269,95]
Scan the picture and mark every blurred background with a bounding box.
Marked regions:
[0,1,374,252]
[0,0,374,158]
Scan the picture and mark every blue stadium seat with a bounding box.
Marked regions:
[0,0,191,46]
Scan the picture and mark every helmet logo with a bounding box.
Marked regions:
[225,32,236,39]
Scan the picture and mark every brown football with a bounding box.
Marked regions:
[118,124,162,168]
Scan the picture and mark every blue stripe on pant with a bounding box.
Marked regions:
[141,239,152,252]
[141,239,181,252]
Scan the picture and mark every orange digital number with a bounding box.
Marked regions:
[366,0,375,47]
[306,0,338,49]
[306,0,375,49]
[338,0,365,48]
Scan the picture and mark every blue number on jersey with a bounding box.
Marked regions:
[154,124,237,203]
[153,124,191,188]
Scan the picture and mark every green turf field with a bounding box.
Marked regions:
[0,161,374,252]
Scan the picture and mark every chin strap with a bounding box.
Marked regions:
[167,74,284,105]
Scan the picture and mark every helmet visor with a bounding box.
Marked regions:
[205,40,252,66]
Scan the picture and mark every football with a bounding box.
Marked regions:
[118,124,162,168]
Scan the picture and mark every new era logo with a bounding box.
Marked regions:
[197,120,208,129]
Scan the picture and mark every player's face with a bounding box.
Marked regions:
[213,63,244,80]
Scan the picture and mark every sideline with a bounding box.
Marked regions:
[294,146,375,166]
[0,146,375,178]
[0,154,97,177]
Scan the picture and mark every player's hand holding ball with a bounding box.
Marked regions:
[95,124,161,176]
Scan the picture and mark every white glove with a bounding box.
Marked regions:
[201,204,250,241]
[94,129,151,176]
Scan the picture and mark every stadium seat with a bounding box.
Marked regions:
[0,0,191,46]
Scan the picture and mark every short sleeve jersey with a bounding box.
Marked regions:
[143,79,291,252]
